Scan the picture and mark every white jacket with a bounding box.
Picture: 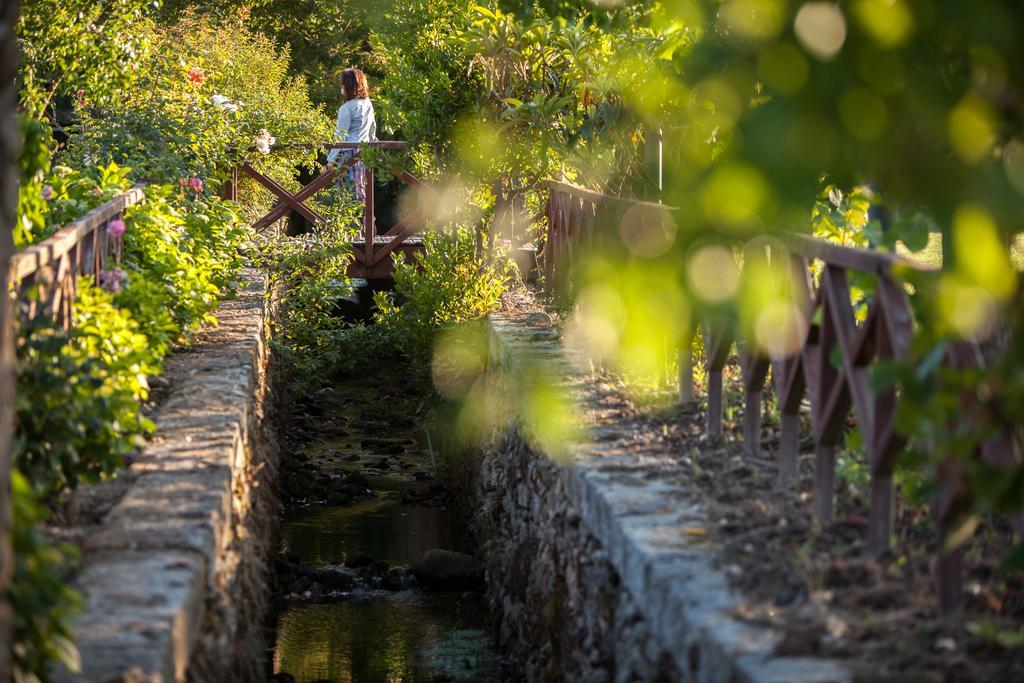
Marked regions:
[326,98,377,164]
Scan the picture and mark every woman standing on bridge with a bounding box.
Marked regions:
[325,67,377,200]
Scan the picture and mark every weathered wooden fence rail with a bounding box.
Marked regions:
[542,179,1015,613]
[9,188,145,327]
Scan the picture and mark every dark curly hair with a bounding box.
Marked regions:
[340,68,370,101]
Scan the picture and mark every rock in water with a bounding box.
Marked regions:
[412,549,484,590]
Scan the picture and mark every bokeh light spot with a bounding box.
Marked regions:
[853,0,914,47]
[953,204,1015,300]
[619,205,677,258]
[432,323,489,400]
[948,96,997,164]
[687,244,739,303]
[720,0,786,43]
[700,163,771,232]
[1002,139,1024,193]
[938,277,997,341]
[754,300,807,358]
[794,2,847,61]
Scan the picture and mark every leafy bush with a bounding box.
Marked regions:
[16,159,134,247]
[373,228,515,363]
[11,471,82,683]
[122,184,246,329]
[63,12,331,219]
[255,202,360,389]
[16,0,156,117]
[14,287,156,499]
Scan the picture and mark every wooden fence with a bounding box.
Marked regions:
[230,141,431,278]
[543,179,1015,613]
[9,188,145,327]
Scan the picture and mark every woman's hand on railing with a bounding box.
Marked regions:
[322,162,336,174]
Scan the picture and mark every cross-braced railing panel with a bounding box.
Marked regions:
[233,141,433,277]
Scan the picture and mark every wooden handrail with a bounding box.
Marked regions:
[9,187,145,328]
[543,179,669,213]
[250,140,410,153]
[10,187,145,283]
[544,180,935,276]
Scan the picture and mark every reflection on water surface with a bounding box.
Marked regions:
[274,593,492,682]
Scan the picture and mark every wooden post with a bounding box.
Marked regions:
[677,338,694,404]
[814,444,836,524]
[363,167,375,267]
[778,413,800,485]
[743,388,762,458]
[706,368,723,440]
[868,474,893,555]
[220,165,238,201]
[0,1,20,677]
[544,191,555,291]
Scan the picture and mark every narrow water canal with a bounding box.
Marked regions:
[268,364,506,682]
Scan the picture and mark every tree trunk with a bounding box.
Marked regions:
[0,1,20,678]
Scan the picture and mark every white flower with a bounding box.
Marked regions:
[254,128,276,155]
[211,94,240,113]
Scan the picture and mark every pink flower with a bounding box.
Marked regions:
[188,177,204,194]
[99,268,126,293]
[108,219,126,238]
[40,185,54,201]
[188,67,205,84]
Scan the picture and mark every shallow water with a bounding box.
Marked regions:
[281,499,467,567]
[271,369,498,682]
[274,593,493,682]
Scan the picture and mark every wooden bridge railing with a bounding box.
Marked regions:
[229,141,432,277]
[543,179,1015,613]
[9,188,144,327]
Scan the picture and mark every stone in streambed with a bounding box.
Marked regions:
[412,549,484,590]
[381,567,411,591]
[282,474,312,498]
[347,553,374,569]
[311,566,357,591]
[286,575,314,594]
[326,492,352,506]
[327,478,351,493]
[343,472,370,488]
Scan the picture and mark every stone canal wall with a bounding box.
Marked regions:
[468,313,851,683]
[57,270,281,683]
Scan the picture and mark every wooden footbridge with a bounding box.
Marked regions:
[223,141,429,279]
